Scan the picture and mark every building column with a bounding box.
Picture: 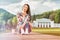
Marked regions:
[39,23,41,28]
[42,23,43,28]
[45,23,46,28]
[47,23,49,28]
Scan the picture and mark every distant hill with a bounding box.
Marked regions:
[32,9,60,23]
[0,8,15,23]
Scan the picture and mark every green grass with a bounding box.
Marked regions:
[32,27,60,36]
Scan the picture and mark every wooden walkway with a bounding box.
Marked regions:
[0,32,60,40]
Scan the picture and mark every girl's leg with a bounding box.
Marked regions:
[24,23,30,34]
[25,28,29,34]
[21,28,24,34]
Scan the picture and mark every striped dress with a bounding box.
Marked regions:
[17,13,31,33]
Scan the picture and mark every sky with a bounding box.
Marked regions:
[0,0,60,15]
[0,0,21,5]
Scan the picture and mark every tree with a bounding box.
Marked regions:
[7,18,13,30]
[55,11,60,23]
[12,17,17,29]
[49,13,55,21]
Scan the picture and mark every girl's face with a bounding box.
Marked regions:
[22,5,28,12]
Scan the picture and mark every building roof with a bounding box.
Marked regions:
[36,18,51,22]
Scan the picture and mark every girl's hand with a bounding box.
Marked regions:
[29,22,33,26]
[21,22,26,28]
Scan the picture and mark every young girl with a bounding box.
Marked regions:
[17,4,32,34]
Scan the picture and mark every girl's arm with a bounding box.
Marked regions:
[16,13,26,28]
[21,15,29,27]
[21,21,26,28]
[28,22,33,30]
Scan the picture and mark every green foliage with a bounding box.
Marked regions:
[8,16,17,28]
[55,10,60,23]
[12,17,17,24]
[32,9,60,23]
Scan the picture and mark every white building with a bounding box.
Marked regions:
[33,18,60,28]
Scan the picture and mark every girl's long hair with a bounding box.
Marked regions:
[23,4,31,21]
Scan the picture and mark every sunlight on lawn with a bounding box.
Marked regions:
[32,28,60,36]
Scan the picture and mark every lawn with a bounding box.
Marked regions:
[32,27,60,36]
